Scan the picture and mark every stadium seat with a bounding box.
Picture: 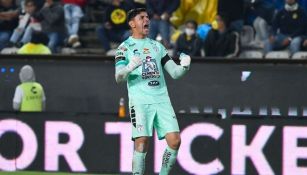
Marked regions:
[1,47,18,54]
[239,50,264,59]
[240,25,254,46]
[265,51,290,59]
[291,52,307,59]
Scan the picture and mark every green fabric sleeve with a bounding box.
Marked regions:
[163,59,188,79]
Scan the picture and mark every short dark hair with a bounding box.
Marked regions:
[127,8,147,22]
[25,0,36,6]
[218,13,230,28]
[31,31,49,45]
[185,20,198,29]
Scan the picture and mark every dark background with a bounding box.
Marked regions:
[1,55,307,118]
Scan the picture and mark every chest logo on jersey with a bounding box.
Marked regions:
[133,49,141,57]
[142,56,160,79]
[148,80,160,86]
[143,48,150,54]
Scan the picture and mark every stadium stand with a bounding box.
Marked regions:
[265,51,291,59]
[239,50,264,59]
[292,51,307,59]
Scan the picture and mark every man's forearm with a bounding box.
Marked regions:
[115,65,131,83]
[164,60,188,79]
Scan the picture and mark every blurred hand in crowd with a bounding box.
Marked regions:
[282,38,291,46]
[104,22,112,29]
[269,36,275,43]
[161,12,170,20]
[153,14,160,20]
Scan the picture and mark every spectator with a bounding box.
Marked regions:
[63,0,86,48]
[9,0,41,47]
[146,0,180,48]
[218,0,244,32]
[263,0,307,55]
[245,0,276,46]
[34,0,66,53]
[0,0,19,51]
[174,20,202,58]
[13,65,46,112]
[17,30,51,54]
[204,14,240,58]
[96,0,134,52]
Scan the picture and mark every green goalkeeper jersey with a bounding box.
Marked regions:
[115,36,171,105]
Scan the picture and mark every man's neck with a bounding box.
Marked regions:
[132,33,146,39]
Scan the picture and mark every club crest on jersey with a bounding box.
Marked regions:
[143,48,150,54]
[153,45,159,52]
[142,56,160,79]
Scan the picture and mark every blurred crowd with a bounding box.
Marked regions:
[1,0,307,58]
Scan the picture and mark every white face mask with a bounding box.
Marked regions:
[185,28,195,36]
[285,3,298,11]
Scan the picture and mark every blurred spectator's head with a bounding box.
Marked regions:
[216,13,230,32]
[31,31,49,45]
[0,0,14,8]
[112,0,122,6]
[19,65,36,83]
[184,20,197,36]
[25,0,37,14]
[285,0,298,11]
[45,0,55,6]
[286,0,297,5]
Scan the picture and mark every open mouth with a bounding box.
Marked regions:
[144,24,149,29]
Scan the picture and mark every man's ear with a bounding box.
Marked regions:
[129,20,135,28]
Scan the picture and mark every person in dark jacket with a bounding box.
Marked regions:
[174,20,202,58]
[0,0,18,50]
[146,0,179,48]
[96,0,134,52]
[264,0,307,55]
[218,0,244,32]
[245,0,276,44]
[204,14,240,58]
[34,0,66,53]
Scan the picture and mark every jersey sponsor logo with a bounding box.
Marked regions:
[115,56,125,63]
[115,50,125,63]
[162,149,172,168]
[148,80,160,86]
[150,41,159,52]
[128,43,136,47]
[153,45,159,52]
[115,51,124,57]
[119,46,127,51]
[130,106,136,128]
[142,56,160,79]
[133,49,141,57]
[136,124,144,132]
[143,48,150,54]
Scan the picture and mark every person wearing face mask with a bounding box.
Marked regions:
[203,13,240,58]
[263,0,307,55]
[173,20,202,58]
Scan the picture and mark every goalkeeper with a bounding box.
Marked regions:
[114,8,191,175]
